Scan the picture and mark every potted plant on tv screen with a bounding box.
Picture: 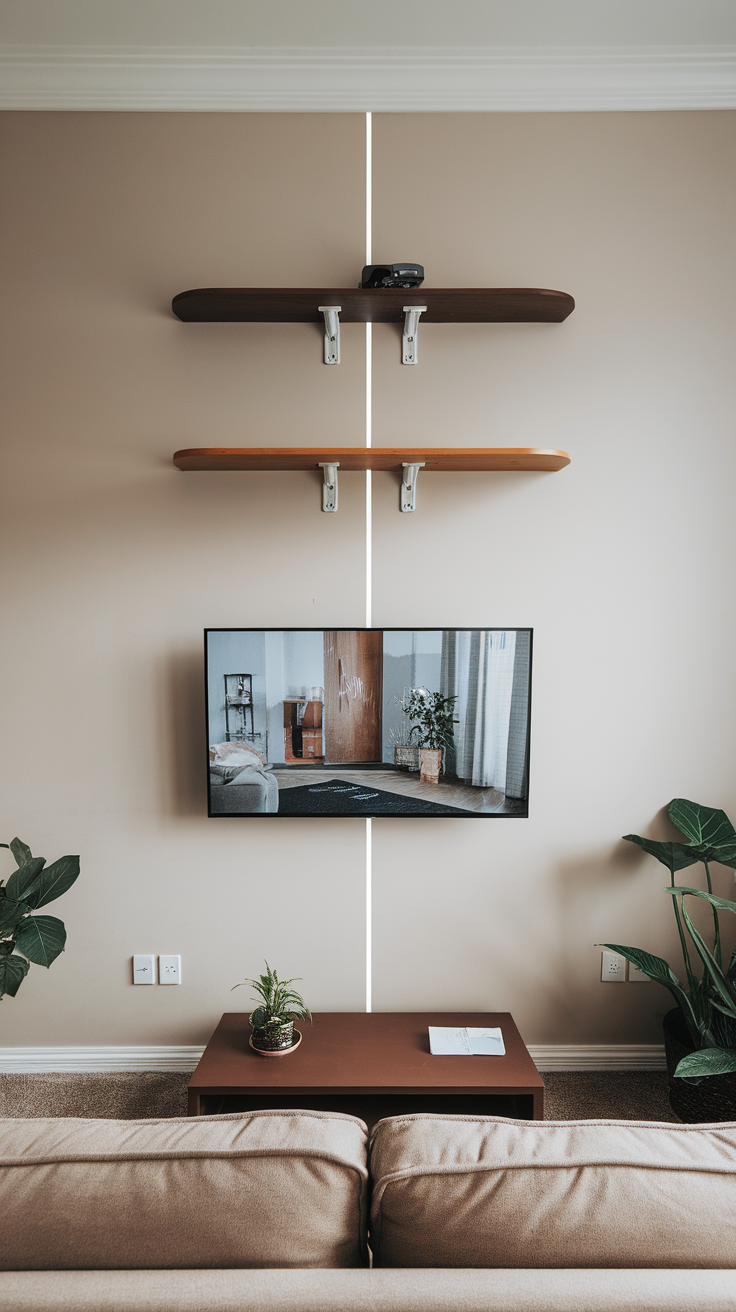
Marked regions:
[402,688,458,785]
[601,798,736,1122]
[232,961,312,1056]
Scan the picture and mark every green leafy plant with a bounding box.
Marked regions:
[601,799,736,1078]
[0,838,80,1000]
[402,688,459,753]
[232,961,312,1042]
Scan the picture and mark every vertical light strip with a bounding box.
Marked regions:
[365,111,373,1015]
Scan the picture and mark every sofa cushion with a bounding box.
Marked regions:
[0,1109,368,1270]
[369,1114,736,1269]
[3,1268,736,1312]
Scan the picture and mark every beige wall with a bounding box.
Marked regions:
[0,109,734,1047]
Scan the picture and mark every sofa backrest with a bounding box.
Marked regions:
[369,1113,736,1269]
[0,1109,368,1270]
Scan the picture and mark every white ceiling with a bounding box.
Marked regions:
[1,1,735,110]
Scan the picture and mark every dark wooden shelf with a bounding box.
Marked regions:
[172,287,574,324]
[173,447,570,473]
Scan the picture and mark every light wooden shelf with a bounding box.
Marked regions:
[173,447,571,473]
[172,287,575,324]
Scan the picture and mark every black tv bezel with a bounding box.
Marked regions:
[204,627,533,819]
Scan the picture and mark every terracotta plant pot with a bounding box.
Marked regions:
[663,1007,736,1123]
[419,748,442,784]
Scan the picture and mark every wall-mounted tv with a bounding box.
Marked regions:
[205,629,532,818]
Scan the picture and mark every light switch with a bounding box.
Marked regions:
[133,954,155,985]
[159,954,181,985]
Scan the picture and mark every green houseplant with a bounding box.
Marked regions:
[402,688,458,784]
[601,799,736,1115]
[232,961,312,1054]
[0,837,80,1000]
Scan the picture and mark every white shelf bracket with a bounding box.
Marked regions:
[317,305,341,365]
[402,305,428,365]
[318,462,339,512]
[401,462,425,513]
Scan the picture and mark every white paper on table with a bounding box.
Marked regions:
[428,1026,472,1055]
[466,1027,505,1056]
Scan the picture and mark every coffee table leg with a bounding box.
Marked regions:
[188,1088,202,1116]
[533,1087,544,1120]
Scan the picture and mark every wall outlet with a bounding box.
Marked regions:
[159,954,181,985]
[629,962,651,982]
[601,950,626,982]
[133,954,155,985]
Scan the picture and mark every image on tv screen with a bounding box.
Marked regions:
[205,629,532,818]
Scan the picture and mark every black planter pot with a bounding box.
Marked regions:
[663,1008,736,1123]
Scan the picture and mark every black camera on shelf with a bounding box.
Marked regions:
[360,263,424,289]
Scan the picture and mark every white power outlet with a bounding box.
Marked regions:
[601,950,626,982]
[133,954,155,985]
[159,954,181,985]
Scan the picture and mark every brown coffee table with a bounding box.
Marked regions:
[188,1012,544,1125]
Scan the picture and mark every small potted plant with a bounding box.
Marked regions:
[402,688,459,784]
[232,961,312,1056]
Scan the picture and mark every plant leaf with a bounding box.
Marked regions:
[14,915,66,968]
[0,898,28,935]
[622,835,699,873]
[5,858,46,903]
[668,799,736,865]
[9,838,32,868]
[24,856,80,910]
[678,905,736,1020]
[249,1007,268,1030]
[675,1047,736,1077]
[668,887,736,916]
[0,952,30,998]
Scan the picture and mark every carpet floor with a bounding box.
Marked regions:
[278,778,469,816]
[0,1071,678,1122]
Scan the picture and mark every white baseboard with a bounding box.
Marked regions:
[529,1045,666,1072]
[0,1047,205,1073]
[0,1043,665,1074]
[0,44,734,112]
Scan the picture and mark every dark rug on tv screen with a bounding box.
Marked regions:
[277,778,469,816]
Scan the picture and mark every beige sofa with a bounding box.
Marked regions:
[1,1108,735,1311]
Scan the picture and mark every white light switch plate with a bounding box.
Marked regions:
[159,954,181,985]
[133,954,155,985]
[629,962,651,982]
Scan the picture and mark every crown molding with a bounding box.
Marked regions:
[0,1043,666,1072]
[0,44,735,112]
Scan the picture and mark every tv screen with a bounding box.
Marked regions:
[205,629,532,818]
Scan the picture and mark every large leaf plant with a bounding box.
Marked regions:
[601,799,736,1078]
[0,838,80,1000]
